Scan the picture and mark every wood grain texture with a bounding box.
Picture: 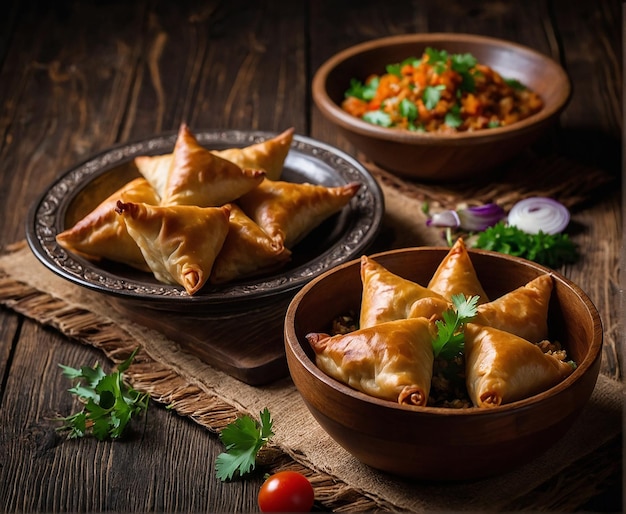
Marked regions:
[0,0,621,511]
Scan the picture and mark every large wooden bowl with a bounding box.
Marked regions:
[284,247,603,480]
[312,33,571,181]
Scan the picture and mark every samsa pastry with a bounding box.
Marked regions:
[428,238,489,304]
[306,317,436,406]
[474,274,553,343]
[210,204,292,284]
[359,255,450,328]
[161,123,265,207]
[134,127,293,194]
[115,201,230,295]
[464,323,575,408]
[133,153,171,200]
[56,177,160,272]
[238,179,361,248]
[212,127,294,181]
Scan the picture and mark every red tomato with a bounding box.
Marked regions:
[258,470,314,512]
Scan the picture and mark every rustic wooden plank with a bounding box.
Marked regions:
[0,311,19,390]
[0,1,149,244]
[548,0,622,173]
[0,321,266,512]
[0,275,294,511]
[122,0,308,139]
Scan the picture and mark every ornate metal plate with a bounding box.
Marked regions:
[26,130,384,312]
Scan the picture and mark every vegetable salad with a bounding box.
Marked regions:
[342,47,543,133]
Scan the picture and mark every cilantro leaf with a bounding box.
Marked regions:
[423,85,445,110]
[362,109,392,127]
[215,407,274,481]
[424,47,449,74]
[505,77,526,90]
[344,77,379,101]
[432,294,479,359]
[399,98,418,121]
[56,348,149,441]
[450,53,478,92]
[472,222,579,268]
[444,104,462,128]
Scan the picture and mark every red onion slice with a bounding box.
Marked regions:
[507,197,570,235]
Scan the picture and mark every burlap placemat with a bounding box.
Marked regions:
[1,157,621,511]
[362,152,617,212]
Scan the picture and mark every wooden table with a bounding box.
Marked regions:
[0,0,621,511]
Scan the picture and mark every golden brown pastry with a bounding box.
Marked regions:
[134,153,170,199]
[464,322,574,408]
[210,204,292,284]
[359,255,450,328]
[134,127,294,192]
[474,274,553,343]
[56,178,160,271]
[237,179,361,248]
[161,123,265,207]
[306,317,437,406]
[115,201,230,295]
[213,127,294,181]
[428,238,489,304]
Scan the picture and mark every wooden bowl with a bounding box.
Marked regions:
[284,247,602,480]
[312,33,571,181]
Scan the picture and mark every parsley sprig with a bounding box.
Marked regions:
[56,348,149,440]
[432,294,479,359]
[215,408,274,481]
[472,221,579,268]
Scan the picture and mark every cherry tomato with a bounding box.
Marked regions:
[258,470,314,512]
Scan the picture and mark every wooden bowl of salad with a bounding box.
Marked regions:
[312,33,571,181]
[284,244,602,480]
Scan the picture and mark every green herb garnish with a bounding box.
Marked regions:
[215,408,274,481]
[345,77,379,101]
[444,104,463,127]
[472,221,579,268]
[56,348,149,440]
[399,97,418,121]
[432,294,479,359]
[363,109,392,127]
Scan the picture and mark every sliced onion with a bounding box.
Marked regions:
[426,210,461,229]
[507,197,570,235]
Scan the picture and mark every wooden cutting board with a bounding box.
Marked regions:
[110,293,294,386]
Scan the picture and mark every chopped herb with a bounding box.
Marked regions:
[363,109,392,127]
[505,78,526,90]
[423,84,445,110]
[472,221,579,268]
[56,348,149,440]
[215,408,274,481]
[399,98,418,121]
[444,104,463,127]
[345,77,379,101]
[432,294,479,359]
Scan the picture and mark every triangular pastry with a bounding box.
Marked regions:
[359,255,450,328]
[474,274,553,343]
[237,179,361,248]
[115,201,230,295]
[56,177,159,271]
[213,127,294,181]
[161,123,265,207]
[133,153,171,199]
[210,204,292,284]
[306,317,436,406]
[464,323,575,408]
[428,238,489,304]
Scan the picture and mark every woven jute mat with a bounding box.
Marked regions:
[1,154,621,512]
